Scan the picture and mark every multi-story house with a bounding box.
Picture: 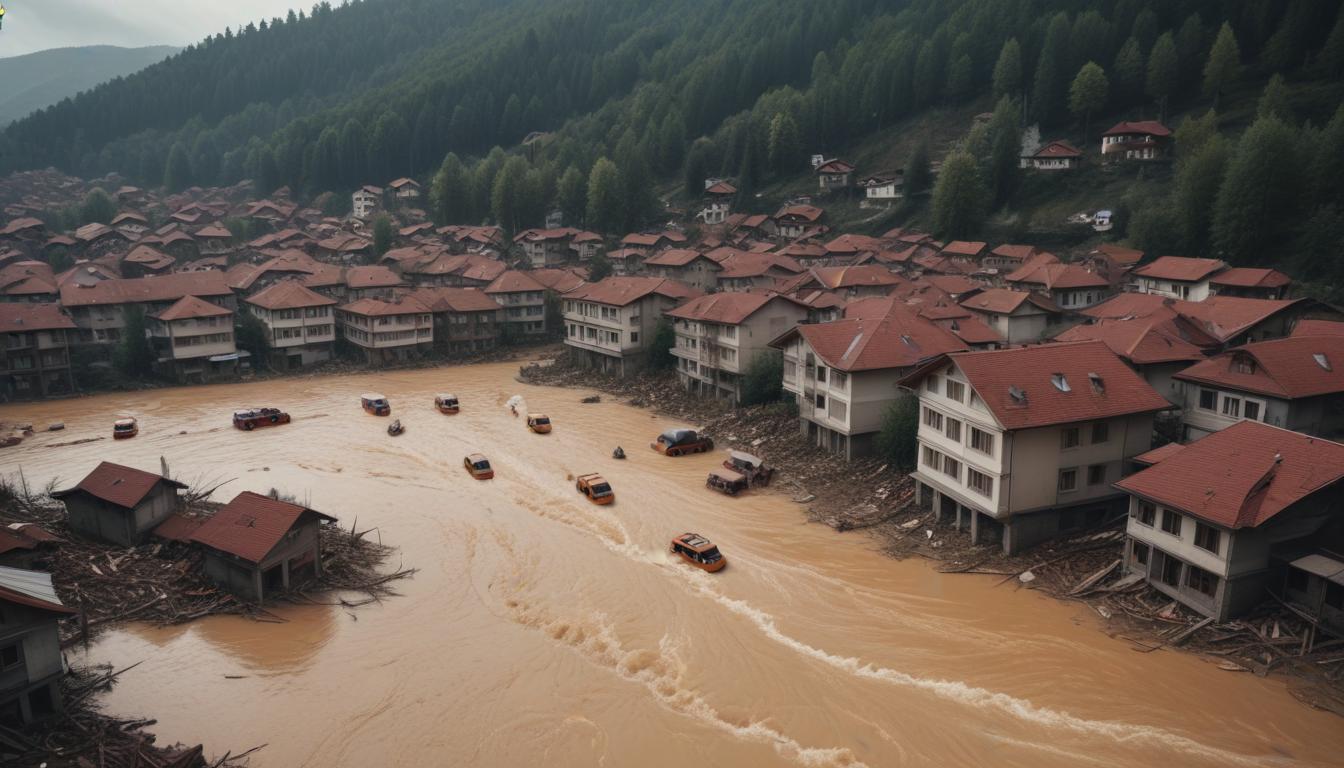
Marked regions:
[1117,421,1344,622]
[1020,139,1083,170]
[485,270,549,337]
[0,566,73,723]
[959,288,1061,344]
[666,292,808,403]
[1173,334,1344,441]
[901,341,1169,554]
[352,185,382,219]
[642,249,723,292]
[696,180,737,225]
[147,296,240,382]
[772,305,967,458]
[243,280,338,369]
[1132,256,1227,301]
[773,204,825,240]
[1055,318,1206,405]
[409,287,501,355]
[338,296,434,363]
[59,272,235,349]
[515,228,579,268]
[0,303,75,400]
[815,159,855,191]
[562,277,700,375]
[1005,261,1111,311]
[1208,268,1293,300]
[1100,120,1172,162]
[388,177,421,200]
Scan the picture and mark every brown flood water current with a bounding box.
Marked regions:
[2,362,1341,767]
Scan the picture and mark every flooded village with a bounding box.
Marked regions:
[2,0,1344,764]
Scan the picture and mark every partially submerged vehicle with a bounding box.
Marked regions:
[670,533,726,572]
[435,394,460,414]
[723,450,773,486]
[651,428,714,456]
[112,418,138,440]
[464,453,494,480]
[612,446,626,460]
[526,414,552,434]
[387,419,405,437]
[706,468,749,496]
[361,393,391,416]
[575,473,614,504]
[233,407,291,431]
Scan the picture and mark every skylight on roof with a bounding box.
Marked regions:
[1314,353,1332,371]
[1051,373,1071,392]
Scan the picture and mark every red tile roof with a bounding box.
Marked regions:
[1292,320,1344,338]
[189,491,335,564]
[666,292,800,325]
[1007,262,1108,290]
[816,159,855,174]
[339,296,432,317]
[245,280,337,310]
[905,341,1170,430]
[408,287,502,313]
[59,272,232,307]
[716,252,803,279]
[1134,256,1227,282]
[1102,120,1171,138]
[941,241,987,258]
[344,265,403,289]
[922,274,985,297]
[0,302,76,334]
[1115,421,1344,529]
[1055,318,1207,364]
[809,265,906,290]
[774,204,824,223]
[564,276,700,307]
[530,268,586,293]
[52,461,186,510]
[961,288,1059,315]
[1028,139,1083,158]
[1091,244,1144,266]
[774,304,967,372]
[824,234,887,254]
[123,245,175,269]
[643,248,715,268]
[988,244,1037,262]
[1174,335,1344,400]
[151,295,232,322]
[153,513,204,543]
[705,181,737,195]
[1208,267,1292,289]
[485,270,546,294]
[1133,442,1186,467]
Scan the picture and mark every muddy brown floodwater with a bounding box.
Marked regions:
[2,361,1342,767]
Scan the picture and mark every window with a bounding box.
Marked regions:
[923,446,940,469]
[815,394,826,409]
[1058,468,1078,492]
[969,427,994,455]
[1136,500,1156,526]
[832,371,847,389]
[1091,422,1109,444]
[1221,397,1241,418]
[1087,464,1107,485]
[942,455,961,480]
[1186,565,1218,597]
[1244,401,1261,421]
[1194,522,1220,554]
[816,366,828,384]
[967,467,993,497]
[1199,389,1217,410]
[1161,509,1182,536]
[0,643,18,670]
[1060,427,1080,449]
[945,417,962,442]
[925,375,940,393]
[630,332,639,343]
[1160,555,1182,586]
[1132,542,1150,566]
[944,379,965,402]
[923,407,943,431]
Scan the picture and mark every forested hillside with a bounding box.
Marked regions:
[0,45,179,126]
[2,0,1342,283]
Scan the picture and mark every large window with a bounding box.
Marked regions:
[923,446,940,469]
[1087,464,1107,485]
[923,407,943,431]
[1244,401,1261,421]
[967,468,993,497]
[970,427,994,455]
[1194,522,1221,555]
[1161,509,1182,536]
[1199,389,1217,410]
[944,379,965,402]
[1160,554,1182,586]
[1058,468,1078,492]
[942,455,961,480]
[1221,396,1241,418]
[1060,427,1080,449]
[1091,422,1109,444]
[1136,500,1156,526]
[1186,565,1218,597]
[1132,541,1150,566]
[944,417,962,442]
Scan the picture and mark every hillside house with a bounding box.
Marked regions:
[121,245,176,278]
[1083,294,1340,350]
[352,186,382,219]
[562,277,700,375]
[147,296,241,382]
[58,272,235,348]
[959,288,1062,344]
[1117,422,1344,622]
[698,180,737,225]
[1054,318,1207,405]
[409,287,500,355]
[0,567,74,724]
[805,265,907,299]
[338,296,434,363]
[642,249,724,292]
[1100,121,1172,162]
[0,303,75,401]
[389,178,421,200]
[901,341,1169,554]
[1021,140,1082,170]
[1133,256,1227,301]
[714,252,804,293]
[667,293,807,403]
[771,305,967,458]
[485,270,548,337]
[243,281,338,369]
[1209,268,1292,300]
[516,228,579,268]
[52,462,187,547]
[773,204,825,240]
[815,159,855,191]
[858,173,902,206]
[1174,335,1344,441]
[190,491,336,603]
[1005,261,1111,310]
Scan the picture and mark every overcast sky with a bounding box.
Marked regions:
[0,0,305,57]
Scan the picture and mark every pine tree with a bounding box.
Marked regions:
[991,38,1022,101]
[1310,105,1344,205]
[1203,23,1241,109]
[985,97,1020,208]
[683,139,712,199]
[1256,74,1293,124]
[615,129,654,230]
[657,109,687,174]
[163,142,193,192]
[1173,135,1230,254]
[491,155,531,235]
[338,119,366,186]
[1146,33,1178,122]
[429,152,468,224]
[557,166,587,228]
[586,157,624,234]
[1176,14,1206,94]
[79,188,116,225]
[372,214,393,258]
[931,148,987,239]
[1212,117,1303,265]
[114,306,156,379]
[1174,110,1221,162]
[905,137,931,196]
[1112,37,1146,107]
[1323,6,1344,77]
[1069,62,1109,140]
[1031,13,1070,126]
[767,112,802,178]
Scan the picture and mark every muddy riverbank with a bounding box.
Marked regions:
[1,360,1342,766]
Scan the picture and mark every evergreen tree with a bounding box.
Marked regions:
[235,312,272,368]
[499,94,523,144]
[874,394,919,471]
[1203,23,1241,109]
[740,351,784,406]
[991,38,1022,101]
[1173,134,1230,253]
[372,214,394,258]
[1030,13,1070,126]
[1323,5,1344,77]
[338,119,366,186]
[615,130,654,230]
[587,251,613,281]
[657,109,687,174]
[767,112,802,178]
[557,165,587,227]
[1176,14,1206,94]
[114,306,156,379]
[312,127,341,192]
[429,152,468,224]
[1256,74,1293,124]
[683,139,712,199]
[79,188,116,225]
[585,157,624,234]
[1146,33,1178,122]
[1310,105,1344,205]
[931,148,987,239]
[1069,62,1109,140]
[985,97,1020,208]
[163,142,193,192]
[1112,37,1146,107]
[1212,117,1302,265]
[491,155,531,234]
[905,137,932,195]
[946,54,974,102]
[1174,110,1221,161]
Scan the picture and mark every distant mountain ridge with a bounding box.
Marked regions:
[0,45,179,126]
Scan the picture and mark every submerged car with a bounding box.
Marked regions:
[706,468,748,496]
[526,413,552,434]
[723,450,773,486]
[575,473,614,504]
[233,407,291,431]
[651,428,714,456]
[361,393,391,416]
[670,532,726,572]
[464,453,494,480]
[112,418,138,440]
[435,394,460,414]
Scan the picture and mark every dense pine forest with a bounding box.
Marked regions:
[2,0,1343,285]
